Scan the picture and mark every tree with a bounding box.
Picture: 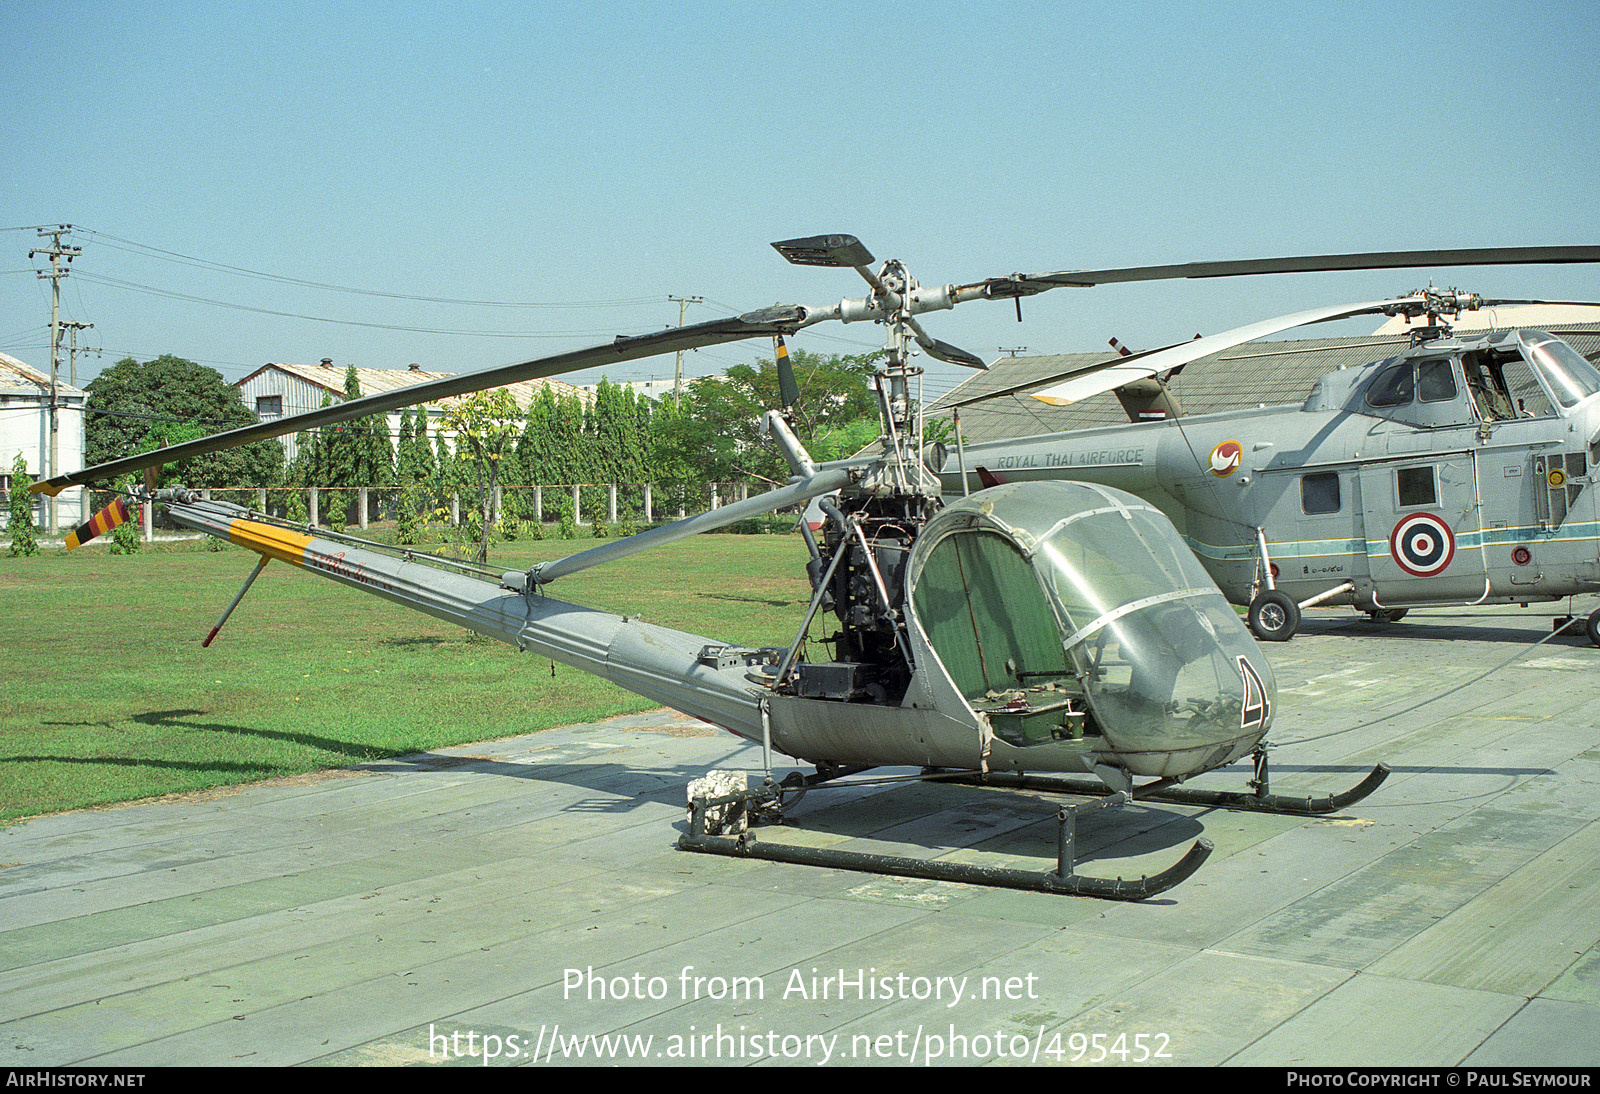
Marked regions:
[589,378,647,515]
[342,367,393,495]
[652,347,882,491]
[84,355,282,491]
[286,394,349,528]
[404,407,435,484]
[393,407,429,543]
[439,388,521,564]
[647,394,704,515]
[518,387,586,522]
[7,453,39,557]
[318,367,393,527]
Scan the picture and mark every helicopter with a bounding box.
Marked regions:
[41,234,1595,898]
[931,281,1600,645]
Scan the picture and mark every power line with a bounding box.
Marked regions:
[70,271,665,339]
[75,227,663,309]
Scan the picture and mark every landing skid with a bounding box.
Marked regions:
[679,771,1212,901]
[964,750,1392,816]
[678,749,1387,900]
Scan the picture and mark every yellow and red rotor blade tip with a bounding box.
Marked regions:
[65,497,132,550]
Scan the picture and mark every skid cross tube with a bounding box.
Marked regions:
[957,755,1391,816]
[679,784,1211,901]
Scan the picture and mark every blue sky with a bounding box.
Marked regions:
[5,0,1599,406]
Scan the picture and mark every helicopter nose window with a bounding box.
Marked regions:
[908,487,1276,758]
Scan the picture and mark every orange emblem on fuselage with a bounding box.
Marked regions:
[1208,440,1243,477]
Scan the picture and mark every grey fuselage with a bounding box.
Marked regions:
[945,328,1600,614]
[163,480,1273,790]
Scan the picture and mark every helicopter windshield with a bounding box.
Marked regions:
[1524,334,1600,408]
[1032,505,1269,752]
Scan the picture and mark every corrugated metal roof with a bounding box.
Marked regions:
[929,323,1600,445]
[0,351,86,395]
[1373,303,1600,334]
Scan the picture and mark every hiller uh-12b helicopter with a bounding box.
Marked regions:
[35,236,1598,898]
[939,270,1600,644]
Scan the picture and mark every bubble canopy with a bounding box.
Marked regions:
[906,481,1274,778]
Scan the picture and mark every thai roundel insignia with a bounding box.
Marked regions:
[1388,513,1455,578]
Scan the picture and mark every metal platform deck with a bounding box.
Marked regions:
[3,602,1599,1067]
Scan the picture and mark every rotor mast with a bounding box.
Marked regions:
[771,235,965,497]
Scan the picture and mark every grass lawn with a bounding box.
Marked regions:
[0,528,812,821]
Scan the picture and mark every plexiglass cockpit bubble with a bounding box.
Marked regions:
[907,481,1274,778]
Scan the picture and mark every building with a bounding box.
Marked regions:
[234,359,594,461]
[576,376,680,403]
[0,351,86,531]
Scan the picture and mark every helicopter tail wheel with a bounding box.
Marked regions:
[1587,608,1600,649]
[1248,590,1300,642]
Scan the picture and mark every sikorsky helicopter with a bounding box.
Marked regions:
[933,281,1600,644]
[37,235,1595,897]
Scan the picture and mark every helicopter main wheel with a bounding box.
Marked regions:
[1248,591,1300,642]
[1366,607,1408,623]
[1586,608,1600,649]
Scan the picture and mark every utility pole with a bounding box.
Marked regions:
[63,321,96,387]
[29,225,81,534]
[668,295,702,405]
[64,321,99,529]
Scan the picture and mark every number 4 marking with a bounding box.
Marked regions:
[1238,656,1271,731]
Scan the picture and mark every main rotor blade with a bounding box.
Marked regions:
[1027,296,1424,406]
[943,338,1192,409]
[980,246,1600,298]
[530,466,856,586]
[32,306,808,496]
[1477,297,1600,308]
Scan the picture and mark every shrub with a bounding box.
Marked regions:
[7,454,39,558]
[110,521,140,555]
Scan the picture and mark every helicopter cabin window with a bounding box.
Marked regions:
[1416,358,1458,403]
[1365,361,1414,408]
[1499,357,1555,418]
[1396,466,1437,508]
[1301,471,1341,515]
[1464,351,1550,420]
